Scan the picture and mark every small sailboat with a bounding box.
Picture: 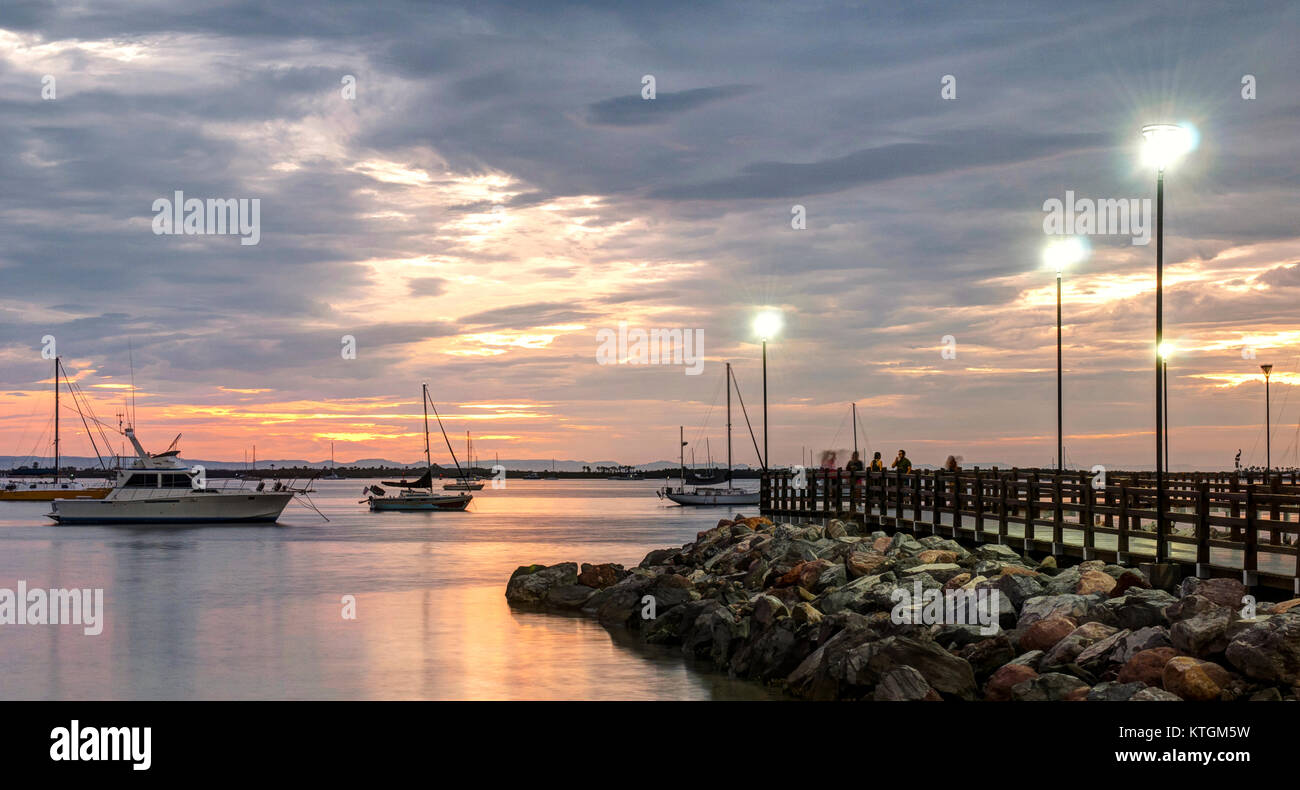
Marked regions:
[1,356,113,501]
[443,431,485,490]
[659,362,760,506]
[322,441,343,479]
[365,385,472,512]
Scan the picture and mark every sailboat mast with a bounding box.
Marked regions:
[424,385,433,475]
[679,426,685,484]
[726,362,732,485]
[53,355,60,483]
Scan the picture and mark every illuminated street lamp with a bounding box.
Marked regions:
[1262,363,1273,473]
[1140,122,1194,560]
[1043,237,1088,472]
[752,310,782,470]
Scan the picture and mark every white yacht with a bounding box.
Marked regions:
[46,428,294,525]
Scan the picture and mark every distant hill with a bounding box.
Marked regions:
[0,455,716,472]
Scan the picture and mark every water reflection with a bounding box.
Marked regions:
[0,480,777,700]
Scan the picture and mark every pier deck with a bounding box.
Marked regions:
[760,468,1300,595]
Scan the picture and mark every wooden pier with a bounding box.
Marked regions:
[759,468,1300,595]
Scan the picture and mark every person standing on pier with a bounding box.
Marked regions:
[845,451,865,473]
[891,450,912,473]
[944,455,961,473]
[869,452,884,472]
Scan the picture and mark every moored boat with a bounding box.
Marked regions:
[46,429,295,524]
[364,384,474,512]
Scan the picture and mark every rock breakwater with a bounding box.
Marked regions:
[505,515,1300,700]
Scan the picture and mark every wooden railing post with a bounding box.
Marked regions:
[998,475,1009,544]
[972,470,984,543]
[1243,484,1258,587]
[1195,481,1210,577]
[1117,484,1129,563]
[1051,474,1064,555]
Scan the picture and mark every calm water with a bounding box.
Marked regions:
[0,479,779,700]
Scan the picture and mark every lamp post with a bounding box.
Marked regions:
[1262,363,1273,474]
[1160,342,1173,471]
[753,310,782,471]
[1140,123,1193,561]
[1043,238,1087,473]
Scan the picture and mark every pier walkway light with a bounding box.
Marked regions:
[752,310,783,470]
[1042,237,1088,472]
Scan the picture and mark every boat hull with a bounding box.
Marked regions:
[369,493,472,511]
[662,489,759,506]
[0,487,113,502]
[46,492,295,524]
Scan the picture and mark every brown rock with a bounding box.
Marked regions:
[1000,565,1040,578]
[1020,615,1077,652]
[1110,570,1152,598]
[846,551,888,578]
[1076,570,1117,596]
[577,562,623,589]
[1273,599,1300,614]
[943,573,973,591]
[1064,685,1092,701]
[918,549,959,564]
[1118,647,1180,687]
[985,664,1038,701]
[1162,656,1231,701]
[872,536,892,552]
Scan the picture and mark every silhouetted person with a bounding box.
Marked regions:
[845,451,865,473]
[869,452,884,472]
[891,450,912,473]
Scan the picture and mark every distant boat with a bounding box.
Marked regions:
[660,362,759,506]
[364,385,472,512]
[323,442,343,479]
[2,356,112,502]
[543,459,558,480]
[444,432,485,489]
[522,471,541,480]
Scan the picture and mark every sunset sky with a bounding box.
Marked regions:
[2,1,1299,471]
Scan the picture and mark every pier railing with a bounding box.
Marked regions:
[759,468,1300,595]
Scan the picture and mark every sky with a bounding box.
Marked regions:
[2,0,1299,471]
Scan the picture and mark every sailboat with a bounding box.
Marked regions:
[2,356,113,501]
[364,385,472,511]
[543,459,558,480]
[322,441,343,479]
[659,362,760,506]
[443,431,484,490]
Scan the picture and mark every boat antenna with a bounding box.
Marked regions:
[127,340,137,429]
[424,386,465,479]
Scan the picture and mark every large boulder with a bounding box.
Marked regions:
[1179,577,1248,610]
[1225,613,1300,686]
[1020,616,1077,652]
[1042,622,1120,668]
[1087,681,1149,701]
[1018,595,1092,629]
[1162,656,1231,701]
[873,666,940,701]
[1010,672,1090,701]
[1118,647,1179,687]
[577,562,626,589]
[1168,595,1234,657]
[985,663,1037,701]
[1104,588,1178,630]
[505,562,579,607]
